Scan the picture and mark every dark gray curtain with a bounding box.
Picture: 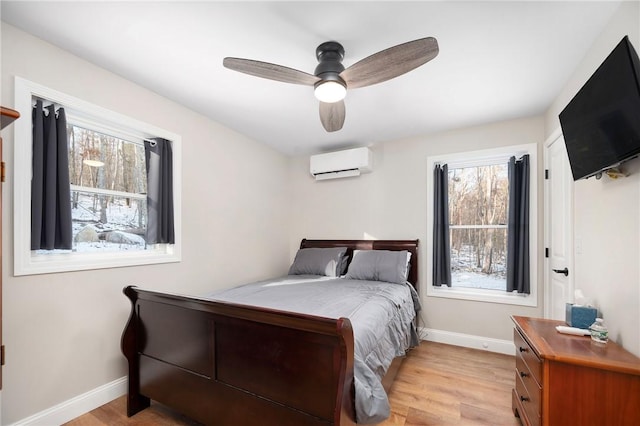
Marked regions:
[31,100,73,250]
[145,138,175,244]
[433,163,451,286]
[506,155,530,294]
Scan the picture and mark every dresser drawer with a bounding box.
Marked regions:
[514,328,542,385]
[515,370,541,426]
[515,352,541,417]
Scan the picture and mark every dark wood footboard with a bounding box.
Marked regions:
[121,285,356,426]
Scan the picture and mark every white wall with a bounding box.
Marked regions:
[1,23,291,424]
[289,116,545,342]
[544,1,640,356]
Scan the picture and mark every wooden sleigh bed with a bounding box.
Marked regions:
[121,239,419,426]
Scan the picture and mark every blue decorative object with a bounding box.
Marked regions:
[566,303,598,329]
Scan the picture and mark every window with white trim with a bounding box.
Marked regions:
[427,144,538,306]
[13,77,182,275]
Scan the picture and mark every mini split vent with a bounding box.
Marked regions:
[309,147,373,181]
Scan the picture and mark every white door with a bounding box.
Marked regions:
[544,131,574,320]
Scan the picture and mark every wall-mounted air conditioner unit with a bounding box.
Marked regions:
[309,147,373,181]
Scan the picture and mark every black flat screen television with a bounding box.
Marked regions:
[559,36,640,180]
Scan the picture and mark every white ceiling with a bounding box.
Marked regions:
[1,1,623,156]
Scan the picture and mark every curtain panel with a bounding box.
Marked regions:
[432,163,452,286]
[145,138,175,244]
[31,100,73,250]
[506,154,530,294]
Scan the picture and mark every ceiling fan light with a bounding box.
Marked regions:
[314,80,346,103]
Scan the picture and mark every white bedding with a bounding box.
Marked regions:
[207,275,420,424]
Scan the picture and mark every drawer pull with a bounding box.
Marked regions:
[519,371,529,378]
[519,346,529,353]
[520,395,530,402]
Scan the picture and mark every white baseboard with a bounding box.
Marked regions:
[420,327,515,356]
[8,376,127,426]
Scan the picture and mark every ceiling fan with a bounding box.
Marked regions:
[223,37,439,132]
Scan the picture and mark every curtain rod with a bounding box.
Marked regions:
[32,96,164,146]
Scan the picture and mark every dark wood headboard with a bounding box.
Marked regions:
[299,239,419,290]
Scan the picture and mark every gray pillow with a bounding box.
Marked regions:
[345,250,411,284]
[288,247,348,277]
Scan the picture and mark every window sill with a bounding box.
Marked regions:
[426,285,537,307]
[15,246,180,276]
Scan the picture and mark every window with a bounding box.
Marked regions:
[67,124,148,253]
[427,144,537,306]
[449,163,509,290]
[14,77,181,275]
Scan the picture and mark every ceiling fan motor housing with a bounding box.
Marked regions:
[315,41,346,86]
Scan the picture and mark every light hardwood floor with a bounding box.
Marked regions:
[65,342,520,426]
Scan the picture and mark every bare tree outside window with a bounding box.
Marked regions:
[448,164,509,290]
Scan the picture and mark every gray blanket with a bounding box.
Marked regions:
[207,275,420,424]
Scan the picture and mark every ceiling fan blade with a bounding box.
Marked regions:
[319,100,345,132]
[223,57,320,86]
[340,37,439,89]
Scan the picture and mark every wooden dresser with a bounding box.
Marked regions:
[512,315,640,426]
